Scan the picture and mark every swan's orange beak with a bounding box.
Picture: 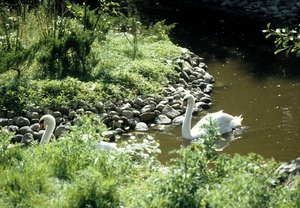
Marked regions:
[181,100,187,108]
[37,123,44,132]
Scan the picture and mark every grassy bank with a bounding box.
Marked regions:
[0,1,180,114]
[0,1,299,207]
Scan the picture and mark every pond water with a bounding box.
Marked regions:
[127,4,300,164]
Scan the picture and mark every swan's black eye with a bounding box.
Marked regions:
[183,98,188,102]
[39,120,44,125]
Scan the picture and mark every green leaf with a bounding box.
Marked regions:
[265,33,272,39]
[285,47,291,57]
[296,49,300,57]
[274,48,284,55]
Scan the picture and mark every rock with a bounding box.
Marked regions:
[115,128,124,134]
[30,123,40,132]
[196,102,211,110]
[172,115,184,125]
[132,109,140,117]
[21,132,34,145]
[68,110,76,119]
[95,102,104,112]
[34,130,44,140]
[267,6,278,12]
[7,125,19,133]
[179,71,190,82]
[140,112,156,123]
[54,125,68,137]
[29,105,43,113]
[200,96,212,103]
[108,111,119,117]
[76,108,85,114]
[31,118,39,124]
[103,117,113,127]
[203,72,215,83]
[26,111,40,119]
[0,118,8,126]
[120,116,130,127]
[112,120,122,129]
[122,110,133,119]
[78,99,86,107]
[106,102,117,111]
[154,115,171,125]
[15,116,30,127]
[12,134,23,143]
[60,105,69,115]
[55,117,63,125]
[162,105,181,119]
[141,104,155,113]
[101,130,115,139]
[19,126,33,135]
[134,97,145,106]
[156,100,168,111]
[135,122,149,131]
[120,103,131,110]
[89,107,98,114]
[276,157,300,189]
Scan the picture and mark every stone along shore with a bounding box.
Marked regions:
[0,48,214,145]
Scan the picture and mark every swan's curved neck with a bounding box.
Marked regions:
[40,118,55,145]
[182,102,194,140]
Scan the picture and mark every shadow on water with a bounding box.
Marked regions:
[132,4,300,164]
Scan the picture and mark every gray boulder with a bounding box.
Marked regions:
[140,112,156,123]
[154,115,171,125]
[162,105,181,119]
[135,122,149,131]
[276,157,300,189]
[15,116,30,127]
[19,126,33,135]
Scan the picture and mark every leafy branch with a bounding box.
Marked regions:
[262,23,300,57]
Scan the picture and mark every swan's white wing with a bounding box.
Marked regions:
[190,112,221,138]
[212,111,243,134]
[95,141,119,151]
[191,110,242,136]
[213,113,235,134]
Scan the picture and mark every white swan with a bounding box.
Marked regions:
[82,134,122,151]
[181,94,243,140]
[38,114,56,145]
[38,114,121,151]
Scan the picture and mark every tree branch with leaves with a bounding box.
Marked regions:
[262,23,300,57]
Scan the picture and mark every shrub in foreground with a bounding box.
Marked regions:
[0,115,298,207]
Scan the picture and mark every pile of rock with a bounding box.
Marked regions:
[203,0,300,26]
[0,48,214,143]
[276,157,300,189]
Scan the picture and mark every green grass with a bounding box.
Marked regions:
[0,5,180,114]
[0,115,298,207]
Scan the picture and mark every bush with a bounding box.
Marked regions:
[0,114,297,207]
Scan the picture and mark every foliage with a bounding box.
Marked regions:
[263,23,300,57]
[146,20,177,41]
[0,115,298,207]
[37,31,97,78]
[0,0,180,113]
